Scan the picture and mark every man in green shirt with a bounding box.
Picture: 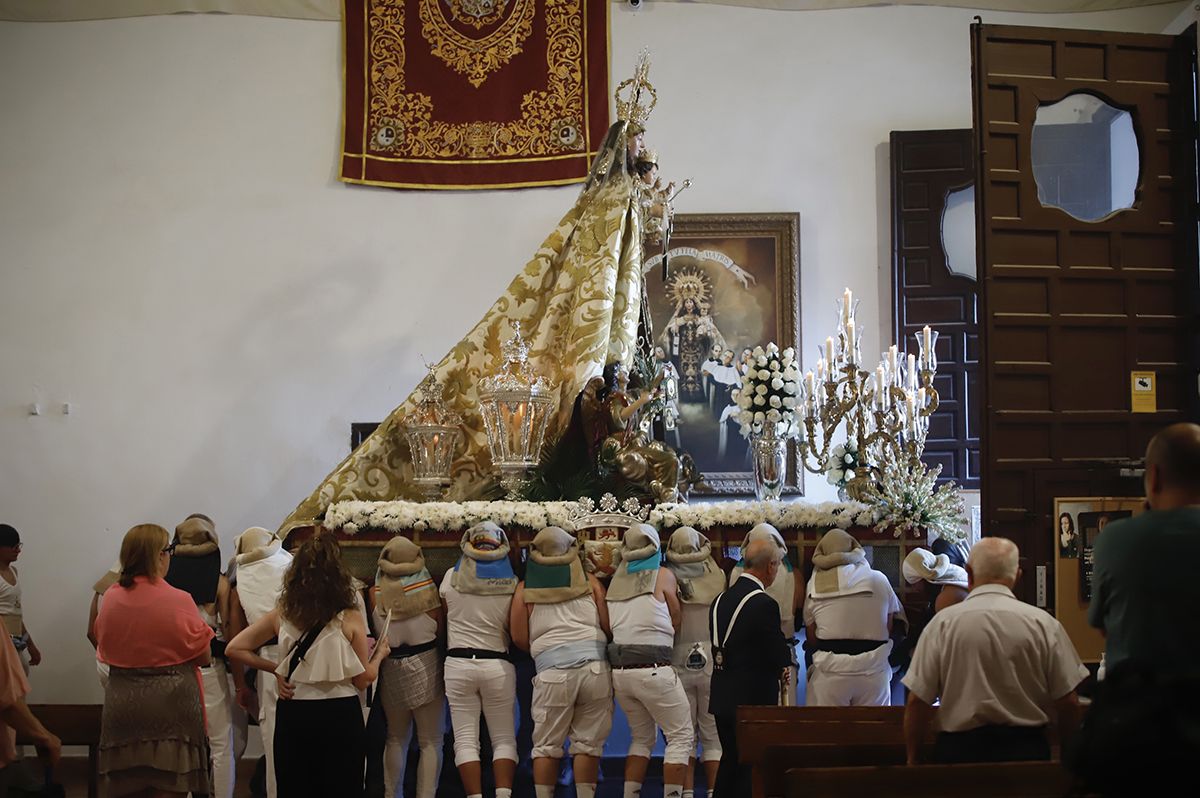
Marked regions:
[1088,422,1200,674]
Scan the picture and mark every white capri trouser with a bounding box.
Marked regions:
[202,659,238,798]
[443,658,518,766]
[530,660,613,760]
[612,666,695,766]
[257,645,281,798]
[674,664,721,763]
[806,647,892,707]
[382,694,445,798]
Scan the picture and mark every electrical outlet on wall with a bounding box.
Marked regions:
[1036,565,1047,607]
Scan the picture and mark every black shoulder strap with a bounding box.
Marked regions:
[285,621,329,681]
[711,583,764,649]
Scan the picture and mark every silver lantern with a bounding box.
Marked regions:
[478,322,554,494]
[403,370,462,501]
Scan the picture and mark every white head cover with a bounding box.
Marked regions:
[809,529,872,599]
[377,537,425,577]
[731,522,797,637]
[174,516,219,556]
[530,526,576,560]
[607,524,663,602]
[93,562,121,595]
[234,527,282,566]
[525,526,590,604]
[666,526,710,563]
[743,522,786,554]
[622,523,661,560]
[903,547,968,588]
[664,526,725,605]
[451,521,518,595]
[377,537,441,618]
[464,521,506,550]
[233,527,292,626]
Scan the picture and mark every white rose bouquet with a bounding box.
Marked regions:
[736,343,801,439]
[824,441,861,488]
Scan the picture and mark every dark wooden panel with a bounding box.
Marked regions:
[973,22,1200,601]
[891,129,980,489]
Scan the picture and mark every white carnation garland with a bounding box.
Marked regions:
[325,498,882,536]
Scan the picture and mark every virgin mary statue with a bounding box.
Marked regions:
[279,57,659,534]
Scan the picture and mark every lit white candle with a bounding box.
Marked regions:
[805,370,815,398]
[889,344,898,375]
[923,325,932,358]
[845,320,856,362]
[843,288,852,323]
[907,353,917,392]
[917,387,926,410]
[825,336,835,365]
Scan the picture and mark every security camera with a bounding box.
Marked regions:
[628,0,642,8]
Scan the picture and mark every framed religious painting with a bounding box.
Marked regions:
[643,213,801,496]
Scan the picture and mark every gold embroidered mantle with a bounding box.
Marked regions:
[280,176,644,534]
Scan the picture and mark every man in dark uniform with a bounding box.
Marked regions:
[708,538,793,796]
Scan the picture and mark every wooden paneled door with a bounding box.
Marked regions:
[972,23,1200,599]
[891,129,980,489]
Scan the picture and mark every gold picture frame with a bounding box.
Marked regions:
[644,212,802,496]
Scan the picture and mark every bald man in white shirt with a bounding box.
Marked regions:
[902,537,1087,764]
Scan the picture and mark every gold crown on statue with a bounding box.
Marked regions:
[636,148,658,167]
[615,50,657,133]
[666,266,712,310]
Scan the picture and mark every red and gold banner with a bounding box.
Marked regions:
[340,0,610,190]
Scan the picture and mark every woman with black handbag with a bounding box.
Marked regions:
[228,533,389,798]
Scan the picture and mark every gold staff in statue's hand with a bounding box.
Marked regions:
[668,178,693,203]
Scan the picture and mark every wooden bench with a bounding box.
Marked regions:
[737,706,938,798]
[16,704,103,798]
[785,762,1078,798]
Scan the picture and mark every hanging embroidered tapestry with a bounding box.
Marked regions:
[340,0,610,190]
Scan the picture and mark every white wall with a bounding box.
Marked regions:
[0,2,1184,702]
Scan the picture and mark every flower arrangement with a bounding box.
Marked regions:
[325,498,880,535]
[859,460,966,542]
[824,440,861,489]
[651,500,877,532]
[324,500,580,535]
[736,343,801,439]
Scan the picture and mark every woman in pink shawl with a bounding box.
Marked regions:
[96,523,213,797]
